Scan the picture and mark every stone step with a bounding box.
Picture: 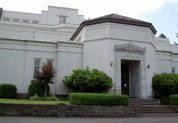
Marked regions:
[130,102,159,105]
[130,99,159,102]
[142,105,172,108]
[130,99,158,101]
[141,105,176,113]
[142,110,175,113]
[129,99,176,113]
[130,99,159,105]
[130,100,159,102]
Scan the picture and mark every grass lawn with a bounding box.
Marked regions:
[0,98,69,104]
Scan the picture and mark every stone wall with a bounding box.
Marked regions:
[0,103,141,117]
[58,104,141,117]
[0,103,58,117]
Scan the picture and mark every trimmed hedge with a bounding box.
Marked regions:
[169,94,178,106]
[28,81,49,97]
[152,73,178,98]
[0,83,17,98]
[69,93,129,106]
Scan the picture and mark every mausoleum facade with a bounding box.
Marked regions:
[0,6,177,98]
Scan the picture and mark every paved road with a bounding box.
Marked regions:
[0,113,178,123]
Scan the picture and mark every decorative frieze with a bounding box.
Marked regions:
[114,43,146,52]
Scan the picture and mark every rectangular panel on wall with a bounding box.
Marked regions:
[109,27,148,41]
[86,27,106,40]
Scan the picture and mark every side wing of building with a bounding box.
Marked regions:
[155,37,178,74]
[0,6,84,95]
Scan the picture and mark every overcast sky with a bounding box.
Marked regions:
[0,0,178,43]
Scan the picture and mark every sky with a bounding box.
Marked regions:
[0,0,178,43]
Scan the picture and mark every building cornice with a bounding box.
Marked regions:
[70,14,157,40]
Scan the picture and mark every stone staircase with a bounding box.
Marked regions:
[130,99,159,105]
[130,99,177,113]
[141,105,175,113]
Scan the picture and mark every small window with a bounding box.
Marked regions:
[34,58,41,77]
[3,18,9,21]
[13,18,19,22]
[172,67,176,74]
[59,16,66,23]
[32,21,39,24]
[23,19,29,23]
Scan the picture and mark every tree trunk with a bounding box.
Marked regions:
[44,83,48,97]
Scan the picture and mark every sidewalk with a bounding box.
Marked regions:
[0,113,177,123]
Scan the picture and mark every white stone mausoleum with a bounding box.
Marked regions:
[0,6,178,99]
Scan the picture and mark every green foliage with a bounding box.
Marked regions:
[63,67,112,93]
[29,95,57,101]
[0,84,17,98]
[46,96,57,101]
[57,97,68,101]
[29,94,41,100]
[69,93,129,106]
[160,96,169,105]
[28,81,49,97]
[152,73,178,98]
[159,33,167,38]
[0,98,69,104]
[169,94,178,106]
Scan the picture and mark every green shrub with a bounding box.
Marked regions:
[0,83,17,98]
[169,94,178,106]
[57,97,69,101]
[29,94,48,100]
[46,96,57,101]
[160,96,169,105]
[152,73,178,98]
[29,95,57,101]
[29,94,40,100]
[39,97,47,100]
[69,93,129,106]
[63,67,112,93]
[28,81,49,97]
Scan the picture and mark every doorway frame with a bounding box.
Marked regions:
[121,60,141,98]
[114,43,146,98]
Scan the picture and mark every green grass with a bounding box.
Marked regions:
[0,98,69,104]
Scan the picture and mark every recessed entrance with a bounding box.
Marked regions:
[121,60,140,98]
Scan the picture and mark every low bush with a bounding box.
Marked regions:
[0,83,17,98]
[169,94,178,106]
[160,96,169,105]
[152,73,178,98]
[29,94,41,100]
[29,95,57,101]
[57,97,68,101]
[28,81,49,97]
[46,96,57,101]
[29,95,47,100]
[63,67,112,93]
[69,93,129,106]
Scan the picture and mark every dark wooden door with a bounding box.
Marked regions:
[121,64,129,96]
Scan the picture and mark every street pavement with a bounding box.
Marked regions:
[0,113,178,123]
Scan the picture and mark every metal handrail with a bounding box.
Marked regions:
[152,89,159,97]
